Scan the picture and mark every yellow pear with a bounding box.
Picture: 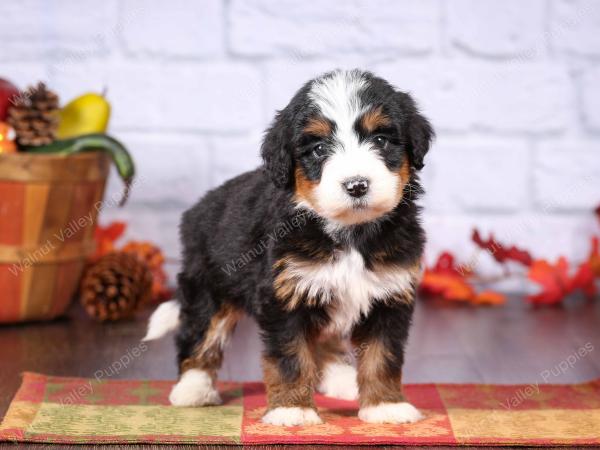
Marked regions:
[57,92,111,139]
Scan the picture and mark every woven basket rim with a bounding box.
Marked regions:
[0,151,107,161]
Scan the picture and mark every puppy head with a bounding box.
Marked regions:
[261,69,434,226]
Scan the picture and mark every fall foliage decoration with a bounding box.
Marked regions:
[526,256,596,306]
[421,205,600,307]
[80,252,152,322]
[471,230,533,267]
[122,241,171,303]
[0,121,17,153]
[421,252,506,306]
[80,221,172,321]
[92,221,126,261]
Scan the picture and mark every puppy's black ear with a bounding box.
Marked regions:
[396,92,434,170]
[261,109,294,189]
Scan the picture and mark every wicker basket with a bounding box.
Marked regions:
[0,152,110,323]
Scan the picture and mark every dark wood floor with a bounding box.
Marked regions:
[1,295,599,449]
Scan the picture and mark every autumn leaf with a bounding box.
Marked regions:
[430,251,470,276]
[472,229,533,267]
[570,262,597,299]
[92,221,127,261]
[527,258,570,305]
[421,271,475,302]
[473,290,506,305]
[588,236,600,278]
[421,252,504,306]
[122,240,173,303]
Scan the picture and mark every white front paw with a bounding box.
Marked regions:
[169,369,222,407]
[358,402,423,424]
[317,362,358,400]
[262,407,322,426]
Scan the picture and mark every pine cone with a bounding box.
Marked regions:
[7,82,60,147]
[80,252,153,322]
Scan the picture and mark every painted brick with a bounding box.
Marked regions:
[50,61,262,131]
[550,0,600,56]
[121,0,224,57]
[424,138,531,213]
[0,64,49,91]
[209,134,264,187]
[374,61,571,133]
[448,0,546,57]
[229,0,440,56]
[0,0,116,59]
[102,132,211,208]
[155,63,262,132]
[580,66,600,132]
[533,141,600,211]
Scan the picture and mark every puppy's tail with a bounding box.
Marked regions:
[143,299,181,341]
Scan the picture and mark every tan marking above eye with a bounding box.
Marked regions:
[303,117,332,137]
[361,106,391,133]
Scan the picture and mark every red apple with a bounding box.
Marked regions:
[0,78,20,121]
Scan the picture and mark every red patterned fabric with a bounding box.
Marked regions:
[1,373,599,445]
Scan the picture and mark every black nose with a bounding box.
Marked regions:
[343,177,369,198]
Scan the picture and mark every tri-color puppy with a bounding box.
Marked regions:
[145,69,434,426]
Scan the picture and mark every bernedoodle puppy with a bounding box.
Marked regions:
[145,69,434,426]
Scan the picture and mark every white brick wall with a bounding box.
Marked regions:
[1,0,598,281]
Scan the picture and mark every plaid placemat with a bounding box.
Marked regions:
[1,372,599,445]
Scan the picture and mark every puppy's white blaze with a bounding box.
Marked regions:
[262,407,322,426]
[285,249,413,335]
[358,402,424,424]
[317,362,358,400]
[169,369,222,407]
[309,69,367,137]
[143,299,180,341]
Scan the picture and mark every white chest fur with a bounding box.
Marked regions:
[284,248,415,335]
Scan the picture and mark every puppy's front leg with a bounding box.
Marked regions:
[259,314,322,426]
[352,300,423,424]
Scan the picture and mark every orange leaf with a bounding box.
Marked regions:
[421,271,475,302]
[473,290,506,305]
[92,221,127,261]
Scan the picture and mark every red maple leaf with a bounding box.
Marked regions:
[527,256,597,305]
[527,258,570,305]
[472,229,533,267]
[570,262,597,299]
[430,251,464,275]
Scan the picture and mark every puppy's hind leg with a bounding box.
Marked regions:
[170,276,242,407]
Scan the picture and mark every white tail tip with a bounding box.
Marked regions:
[143,300,181,341]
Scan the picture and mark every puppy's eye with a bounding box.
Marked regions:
[312,143,326,158]
[373,136,388,147]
